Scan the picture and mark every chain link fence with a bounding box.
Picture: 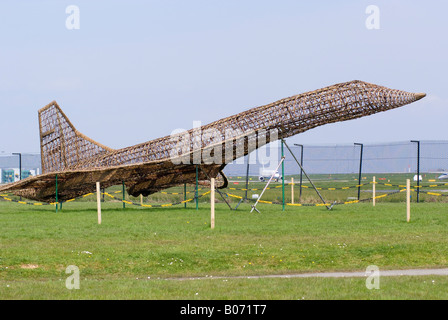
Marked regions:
[224,140,448,180]
[1,141,447,183]
[1,141,447,206]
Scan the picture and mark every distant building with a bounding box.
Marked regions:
[0,168,39,184]
[0,153,41,184]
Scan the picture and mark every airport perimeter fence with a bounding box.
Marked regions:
[224,140,448,180]
[1,141,447,207]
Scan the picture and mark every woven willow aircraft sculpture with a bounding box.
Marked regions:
[0,80,425,203]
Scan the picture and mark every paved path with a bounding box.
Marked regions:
[165,268,448,281]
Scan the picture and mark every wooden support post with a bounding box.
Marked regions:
[210,178,215,229]
[291,177,294,204]
[96,181,102,225]
[372,176,376,207]
[140,194,143,206]
[406,179,411,222]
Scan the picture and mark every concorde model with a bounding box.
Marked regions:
[0,80,425,202]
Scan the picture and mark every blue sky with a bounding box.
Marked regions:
[0,0,446,154]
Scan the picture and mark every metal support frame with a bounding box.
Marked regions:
[250,157,285,213]
[282,139,334,210]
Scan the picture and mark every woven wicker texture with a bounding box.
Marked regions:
[0,80,425,202]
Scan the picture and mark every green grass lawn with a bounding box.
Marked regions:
[1,199,448,299]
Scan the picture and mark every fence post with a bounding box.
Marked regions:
[406,179,411,222]
[184,183,187,209]
[245,154,250,201]
[293,144,304,202]
[122,181,125,209]
[372,176,376,207]
[291,177,294,204]
[96,181,102,225]
[195,165,199,210]
[281,140,285,211]
[211,178,215,229]
[411,140,420,203]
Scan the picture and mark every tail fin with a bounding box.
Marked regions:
[38,101,113,173]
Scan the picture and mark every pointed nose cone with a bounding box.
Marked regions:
[415,93,426,101]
